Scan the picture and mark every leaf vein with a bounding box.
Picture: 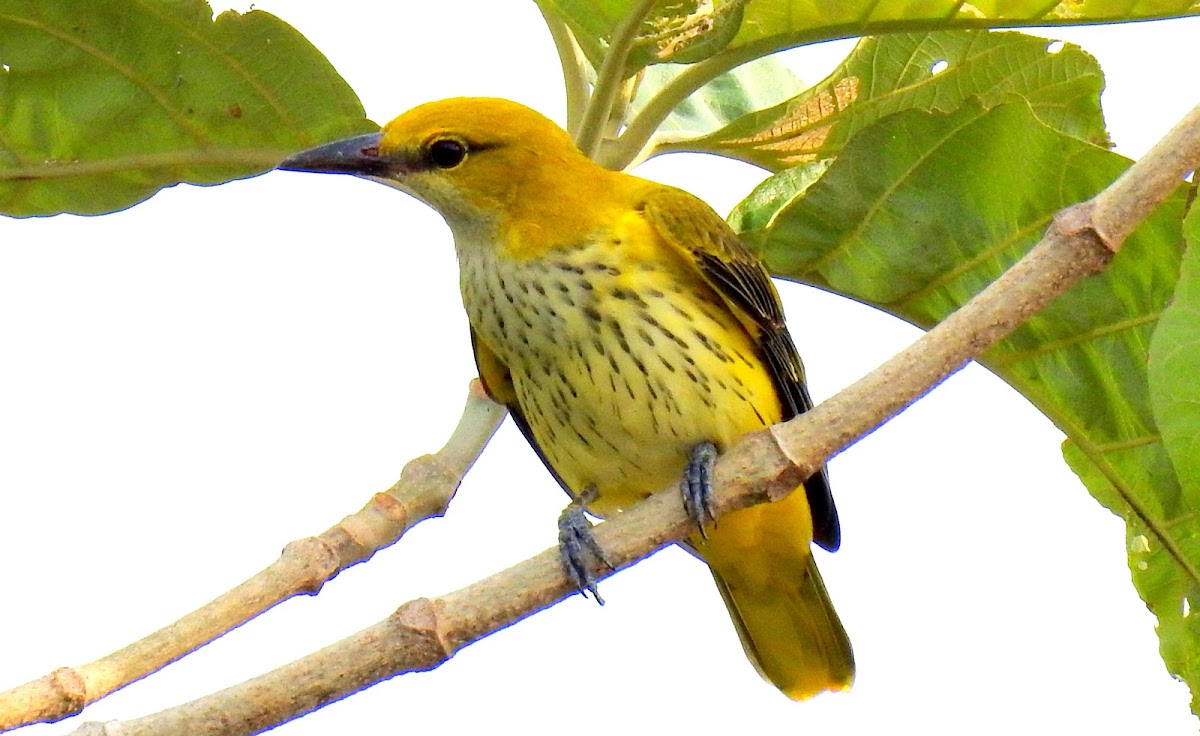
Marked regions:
[802,104,987,277]
[892,215,1051,311]
[132,0,311,144]
[993,311,1161,366]
[0,13,211,147]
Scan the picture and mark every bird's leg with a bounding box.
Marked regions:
[557,485,612,605]
[681,440,719,537]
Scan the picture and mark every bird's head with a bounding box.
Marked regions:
[278,98,607,244]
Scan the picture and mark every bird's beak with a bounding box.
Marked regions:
[276,132,393,178]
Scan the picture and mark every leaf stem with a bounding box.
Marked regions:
[599,32,843,170]
[573,0,658,159]
[537,4,592,137]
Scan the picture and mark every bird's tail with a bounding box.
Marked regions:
[692,495,854,700]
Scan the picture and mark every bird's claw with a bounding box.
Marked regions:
[682,441,719,537]
[557,486,612,605]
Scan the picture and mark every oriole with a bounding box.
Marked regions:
[279,97,854,699]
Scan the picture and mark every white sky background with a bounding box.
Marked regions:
[2,3,1199,734]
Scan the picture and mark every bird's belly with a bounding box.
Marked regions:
[518,363,698,514]
[487,262,783,515]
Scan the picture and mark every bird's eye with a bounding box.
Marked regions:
[428,138,467,169]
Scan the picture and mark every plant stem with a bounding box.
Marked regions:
[537,5,591,137]
[574,0,658,159]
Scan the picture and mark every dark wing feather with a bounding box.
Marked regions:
[470,327,574,496]
[640,187,840,551]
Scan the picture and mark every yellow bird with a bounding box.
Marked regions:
[279,97,853,699]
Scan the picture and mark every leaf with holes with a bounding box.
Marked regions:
[731,98,1196,711]
[0,0,373,217]
[676,30,1107,170]
[536,0,747,70]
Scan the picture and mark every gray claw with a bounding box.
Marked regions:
[557,486,612,604]
[681,441,718,536]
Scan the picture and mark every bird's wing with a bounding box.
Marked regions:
[470,327,575,496]
[639,186,840,551]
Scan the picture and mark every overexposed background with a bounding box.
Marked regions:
[2,4,1198,734]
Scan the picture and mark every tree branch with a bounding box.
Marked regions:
[0,382,506,733]
[50,95,1200,736]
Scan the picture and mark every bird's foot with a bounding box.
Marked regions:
[557,485,612,605]
[681,441,719,537]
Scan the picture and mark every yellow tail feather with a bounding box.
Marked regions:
[693,496,854,700]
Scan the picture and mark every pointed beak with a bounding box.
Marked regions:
[276,132,393,177]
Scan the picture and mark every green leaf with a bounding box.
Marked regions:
[0,0,373,217]
[631,55,806,139]
[634,0,745,66]
[731,100,1196,710]
[1141,200,1200,709]
[535,0,748,70]
[729,0,1200,55]
[1062,442,1200,714]
[538,0,1200,75]
[1150,204,1200,509]
[682,30,1108,170]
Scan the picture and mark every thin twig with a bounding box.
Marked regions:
[56,96,1200,736]
[573,0,658,158]
[0,382,506,732]
[537,5,592,137]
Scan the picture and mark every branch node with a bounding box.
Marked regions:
[467,377,490,400]
[1053,199,1118,253]
[391,454,458,515]
[1045,201,1119,289]
[368,490,408,523]
[347,491,411,545]
[764,424,810,488]
[1052,199,1095,235]
[391,599,453,665]
[279,538,340,595]
[49,667,87,719]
